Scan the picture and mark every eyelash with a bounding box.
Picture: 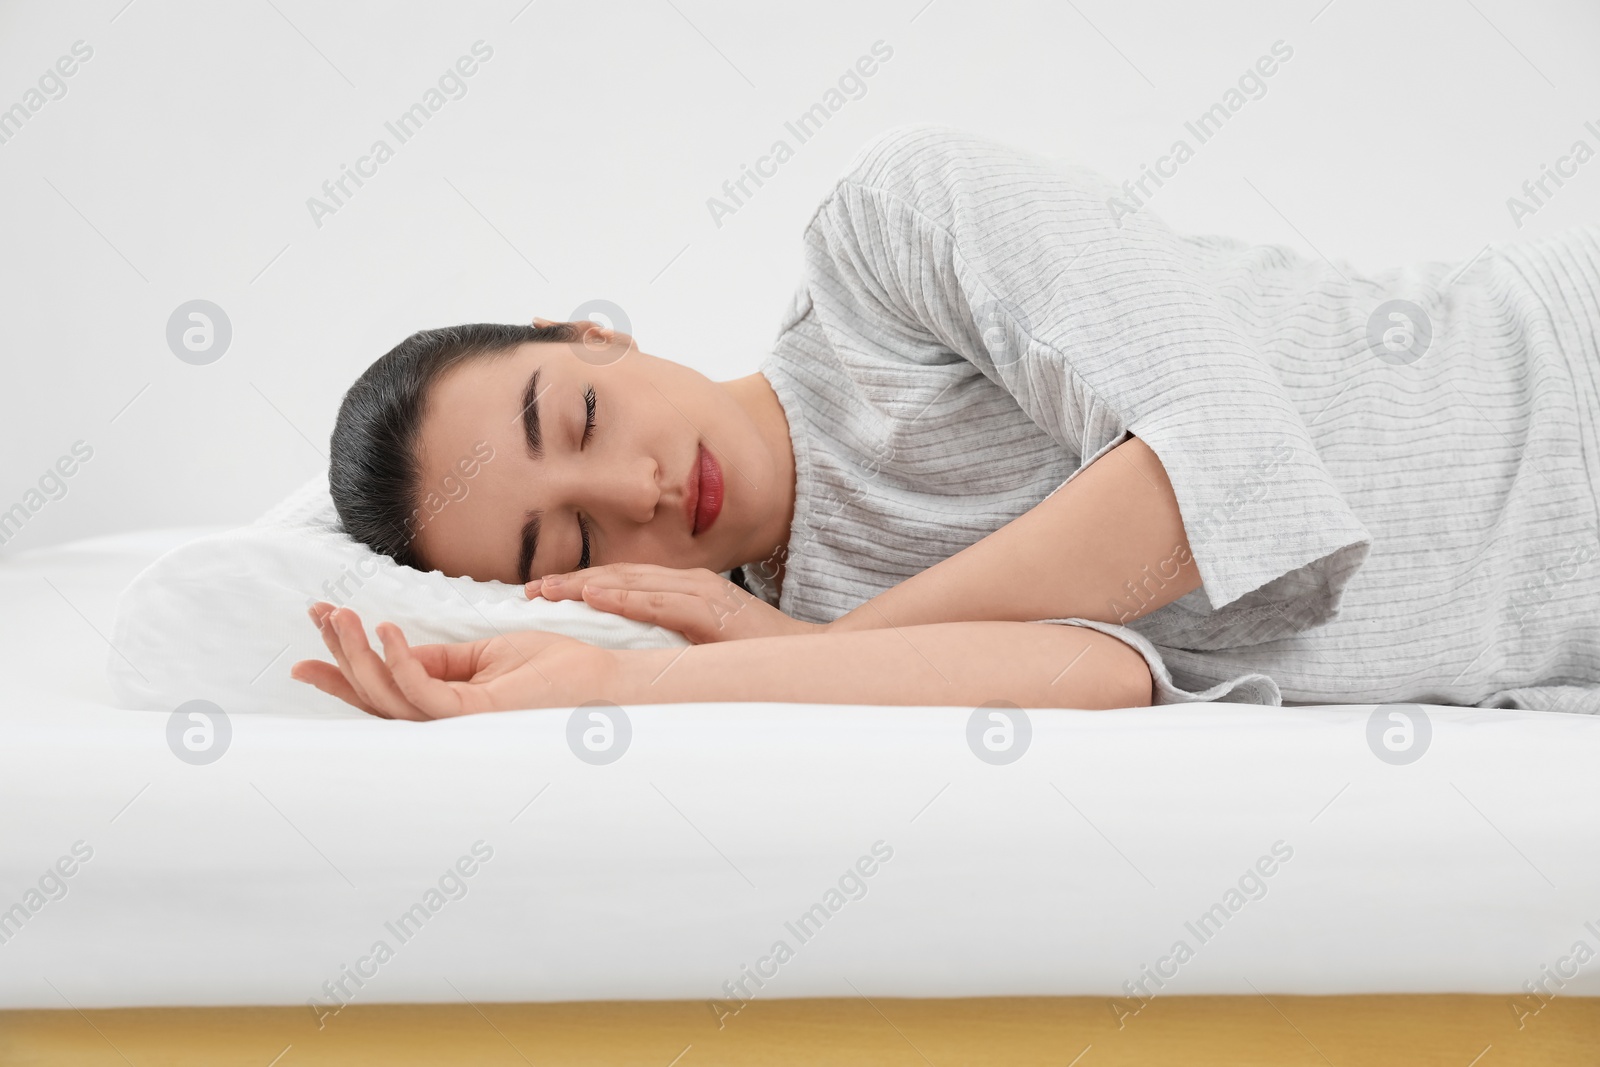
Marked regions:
[577,384,596,569]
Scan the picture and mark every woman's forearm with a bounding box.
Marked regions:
[825,434,1202,634]
[612,620,1153,710]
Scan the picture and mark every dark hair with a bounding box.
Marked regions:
[328,321,580,570]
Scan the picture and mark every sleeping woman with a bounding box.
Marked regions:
[292,123,1600,720]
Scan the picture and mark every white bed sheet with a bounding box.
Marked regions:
[2,531,1598,1010]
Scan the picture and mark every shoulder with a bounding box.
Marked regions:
[832,122,1011,195]
[840,123,965,177]
[814,124,1106,232]
[797,124,986,240]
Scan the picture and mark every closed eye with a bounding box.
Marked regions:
[577,383,596,570]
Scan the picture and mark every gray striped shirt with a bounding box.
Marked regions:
[743,123,1600,712]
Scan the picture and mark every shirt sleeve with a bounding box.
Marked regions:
[1040,616,1284,706]
[793,122,1373,647]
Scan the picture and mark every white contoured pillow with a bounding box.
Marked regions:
[108,475,688,718]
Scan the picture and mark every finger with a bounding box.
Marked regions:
[540,564,725,602]
[313,605,380,709]
[580,584,731,643]
[583,571,754,623]
[534,563,637,600]
[330,609,430,721]
[540,562,659,587]
[290,659,389,718]
[379,624,473,718]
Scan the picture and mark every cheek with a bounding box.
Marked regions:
[638,356,713,409]
[605,526,679,569]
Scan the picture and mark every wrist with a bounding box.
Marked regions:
[604,646,675,704]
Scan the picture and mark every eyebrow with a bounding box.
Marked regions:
[515,367,547,583]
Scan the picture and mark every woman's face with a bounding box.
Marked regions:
[410,327,787,585]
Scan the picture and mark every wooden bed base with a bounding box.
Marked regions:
[4,994,1596,1065]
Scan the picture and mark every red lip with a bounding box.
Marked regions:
[691,443,723,536]
[684,447,699,535]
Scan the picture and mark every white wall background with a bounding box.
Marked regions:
[2,0,1597,551]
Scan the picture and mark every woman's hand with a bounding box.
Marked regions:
[290,602,620,719]
[529,563,821,643]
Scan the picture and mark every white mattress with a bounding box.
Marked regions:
[2,530,1598,1009]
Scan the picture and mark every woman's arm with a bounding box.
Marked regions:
[615,617,1153,710]
[292,604,1154,717]
[826,433,1202,634]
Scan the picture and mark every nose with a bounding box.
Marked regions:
[585,453,660,525]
